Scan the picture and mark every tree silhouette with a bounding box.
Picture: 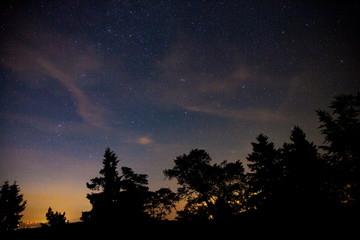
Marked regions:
[0,181,26,231]
[83,147,177,224]
[116,166,150,222]
[43,207,67,227]
[164,149,247,222]
[146,188,179,220]
[82,147,122,224]
[317,93,360,212]
[246,134,283,214]
[281,126,325,216]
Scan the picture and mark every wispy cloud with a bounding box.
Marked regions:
[146,38,288,123]
[35,56,107,129]
[0,29,108,129]
[184,105,288,123]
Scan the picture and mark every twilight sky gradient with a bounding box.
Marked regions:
[1,1,359,223]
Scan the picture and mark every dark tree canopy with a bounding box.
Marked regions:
[164,149,213,198]
[86,147,121,196]
[164,149,247,222]
[83,147,151,224]
[2,93,355,228]
[246,134,283,214]
[146,188,179,220]
[317,93,360,211]
[0,181,26,231]
[79,93,359,223]
[83,147,177,225]
[281,126,325,215]
[43,207,67,227]
[116,166,150,222]
[83,148,122,224]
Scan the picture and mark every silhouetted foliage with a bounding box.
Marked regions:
[83,147,177,225]
[19,93,359,228]
[164,149,247,222]
[281,126,327,216]
[246,127,331,217]
[82,147,122,224]
[116,166,150,222]
[317,92,360,212]
[146,188,179,220]
[42,207,67,227]
[0,181,26,231]
[246,134,283,214]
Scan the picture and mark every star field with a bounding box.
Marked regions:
[0,1,359,223]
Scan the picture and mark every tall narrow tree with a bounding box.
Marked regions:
[247,134,283,214]
[0,181,27,231]
[317,93,360,212]
[281,126,324,216]
[82,147,121,224]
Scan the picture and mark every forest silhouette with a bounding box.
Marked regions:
[1,93,359,233]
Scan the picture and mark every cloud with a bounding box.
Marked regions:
[145,37,288,123]
[35,56,107,129]
[137,136,153,145]
[0,29,108,129]
[184,105,288,123]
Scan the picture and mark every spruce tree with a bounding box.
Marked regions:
[82,148,152,224]
[44,207,67,227]
[247,134,282,214]
[0,181,27,231]
[317,93,360,212]
[281,126,323,215]
[82,147,121,224]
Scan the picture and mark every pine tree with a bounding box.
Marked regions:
[0,181,27,231]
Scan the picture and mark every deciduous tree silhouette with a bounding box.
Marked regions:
[164,149,247,222]
[146,188,179,220]
[317,93,360,212]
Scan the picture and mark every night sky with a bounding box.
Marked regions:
[1,1,359,223]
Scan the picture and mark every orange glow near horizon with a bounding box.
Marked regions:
[21,182,92,223]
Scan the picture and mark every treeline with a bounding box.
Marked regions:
[0,93,359,230]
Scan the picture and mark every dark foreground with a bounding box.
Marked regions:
[4,216,358,238]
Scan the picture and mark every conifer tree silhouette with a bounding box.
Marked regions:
[281,126,323,216]
[247,134,283,214]
[0,181,26,231]
[317,93,360,213]
[82,148,121,224]
[43,207,67,227]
